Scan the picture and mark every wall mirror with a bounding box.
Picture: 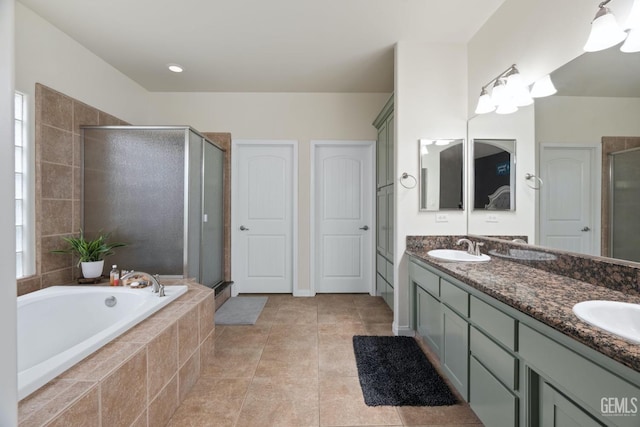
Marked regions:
[419,138,464,211]
[468,48,640,264]
[471,139,515,211]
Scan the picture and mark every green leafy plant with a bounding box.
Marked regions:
[52,230,127,266]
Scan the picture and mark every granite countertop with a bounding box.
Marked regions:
[406,248,640,372]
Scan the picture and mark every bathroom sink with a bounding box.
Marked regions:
[427,249,490,262]
[572,300,640,344]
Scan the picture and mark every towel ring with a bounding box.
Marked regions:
[399,172,417,189]
[524,173,543,190]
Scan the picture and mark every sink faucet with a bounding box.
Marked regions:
[457,238,475,255]
[456,238,485,256]
[121,271,165,296]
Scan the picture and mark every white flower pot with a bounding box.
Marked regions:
[81,260,104,279]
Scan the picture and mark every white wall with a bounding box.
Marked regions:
[467,106,536,240]
[149,92,390,294]
[15,3,151,125]
[536,96,640,142]
[0,0,17,424]
[394,41,468,334]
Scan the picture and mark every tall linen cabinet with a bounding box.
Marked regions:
[374,95,394,310]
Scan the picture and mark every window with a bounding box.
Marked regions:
[15,92,30,278]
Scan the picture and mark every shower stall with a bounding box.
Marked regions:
[610,147,640,263]
[82,126,225,288]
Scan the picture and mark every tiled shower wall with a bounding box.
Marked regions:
[17,84,129,296]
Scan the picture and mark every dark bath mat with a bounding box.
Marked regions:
[352,335,458,406]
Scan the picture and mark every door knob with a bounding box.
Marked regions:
[581,226,591,232]
[240,225,249,231]
[359,225,369,231]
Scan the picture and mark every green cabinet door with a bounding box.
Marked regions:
[469,356,518,427]
[376,189,387,255]
[416,285,442,357]
[386,115,394,186]
[442,305,469,400]
[386,185,394,259]
[377,122,387,188]
[540,381,603,427]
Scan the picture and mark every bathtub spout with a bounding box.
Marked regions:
[121,271,162,294]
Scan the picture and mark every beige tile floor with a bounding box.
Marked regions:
[168,294,483,427]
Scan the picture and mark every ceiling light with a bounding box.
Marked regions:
[167,63,184,73]
[584,1,627,52]
[474,87,496,114]
[621,27,640,51]
[530,74,557,98]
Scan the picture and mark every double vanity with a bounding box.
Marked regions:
[407,235,640,427]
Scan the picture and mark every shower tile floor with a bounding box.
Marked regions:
[167,294,482,427]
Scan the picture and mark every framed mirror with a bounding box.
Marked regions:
[419,138,464,211]
[472,139,516,211]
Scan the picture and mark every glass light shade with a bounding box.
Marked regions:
[491,79,508,106]
[506,72,534,107]
[474,90,495,114]
[625,0,640,29]
[530,75,557,98]
[584,8,628,52]
[496,102,518,115]
[621,28,640,52]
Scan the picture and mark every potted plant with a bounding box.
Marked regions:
[53,230,127,279]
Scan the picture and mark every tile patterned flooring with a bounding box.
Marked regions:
[167,294,482,427]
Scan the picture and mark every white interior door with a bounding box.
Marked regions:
[540,144,599,255]
[233,142,295,293]
[313,142,374,293]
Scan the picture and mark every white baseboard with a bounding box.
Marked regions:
[293,289,315,297]
[393,322,415,337]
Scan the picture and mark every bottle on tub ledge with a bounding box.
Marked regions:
[109,264,120,286]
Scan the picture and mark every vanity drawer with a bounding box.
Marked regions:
[470,326,517,390]
[441,279,469,317]
[469,356,518,427]
[470,296,516,351]
[409,261,439,297]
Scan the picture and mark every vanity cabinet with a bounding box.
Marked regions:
[409,256,640,427]
[374,95,394,310]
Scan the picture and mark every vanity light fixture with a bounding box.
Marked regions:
[167,63,184,73]
[583,0,631,52]
[621,0,640,52]
[530,74,557,98]
[474,64,543,116]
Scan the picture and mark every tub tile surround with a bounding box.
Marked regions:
[18,280,214,427]
[17,85,234,297]
[407,235,640,371]
[18,84,129,296]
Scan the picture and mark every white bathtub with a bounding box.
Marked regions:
[17,284,188,400]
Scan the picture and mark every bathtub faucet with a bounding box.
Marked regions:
[121,271,165,296]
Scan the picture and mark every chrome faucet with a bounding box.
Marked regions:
[457,238,475,255]
[121,271,165,296]
[457,238,484,256]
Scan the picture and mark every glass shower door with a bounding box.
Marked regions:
[200,140,224,287]
[611,148,640,262]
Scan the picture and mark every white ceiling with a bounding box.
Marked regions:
[18,0,506,93]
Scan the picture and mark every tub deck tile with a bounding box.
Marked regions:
[58,341,144,382]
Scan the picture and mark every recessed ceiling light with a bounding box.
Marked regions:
[167,64,184,73]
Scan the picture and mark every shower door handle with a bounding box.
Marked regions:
[581,226,591,232]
